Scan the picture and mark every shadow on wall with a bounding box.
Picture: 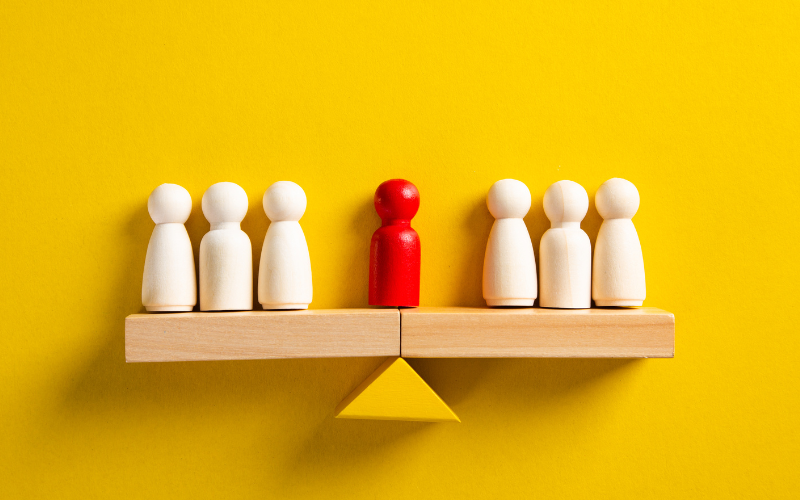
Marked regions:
[337,198,377,308]
[408,357,637,409]
[56,201,398,466]
[52,195,634,494]
[241,194,269,309]
[453,196,494,307]
[127,202,153,314]
[58,198,386,436]
[276,357,638,494]
[583,191,603,248]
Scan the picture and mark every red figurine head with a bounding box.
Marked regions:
[374,179,420,223]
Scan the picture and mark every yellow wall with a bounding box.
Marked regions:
[2,1,798,498]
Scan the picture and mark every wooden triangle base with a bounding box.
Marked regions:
[334,357,460,422]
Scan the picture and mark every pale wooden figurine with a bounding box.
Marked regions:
[539,180,591,308]
[142,184,197,312]
[592,178,646,306]
[258,181,312,310]
[199,182,253,311]
[482,179,537,306]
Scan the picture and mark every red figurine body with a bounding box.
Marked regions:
[369,179,421,307]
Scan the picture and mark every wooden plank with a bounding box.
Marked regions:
[125,309,400,362]
[400,307,674,358]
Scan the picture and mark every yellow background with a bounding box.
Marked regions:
[2,1,798,498]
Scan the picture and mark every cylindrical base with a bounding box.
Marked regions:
[486,298,535,307]
[200,307,253,312]
[261,303,310,310]
[146,305,194,312]
[595,300,643,307]
[539,304,591,309]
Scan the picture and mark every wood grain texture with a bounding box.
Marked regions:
[400,307,674,358]
[125,309,400,362]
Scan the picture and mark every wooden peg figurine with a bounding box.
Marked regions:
[142,184,197,312]
[592,178,646,306]
[199,182,253,311]
[258,181,312,310]
[369,179,421,307]
[539,180,591,308]
[482,179,537,306]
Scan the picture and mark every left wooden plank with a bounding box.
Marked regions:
[125,309,400,362]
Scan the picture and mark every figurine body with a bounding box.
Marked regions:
[592,178,646,306]
[258,181,312,310]
[199,182,253,311]
[539,180,591,308]
[482,179,537,306]
[142,183,197,312]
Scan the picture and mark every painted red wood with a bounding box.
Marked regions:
[369,179,421,307]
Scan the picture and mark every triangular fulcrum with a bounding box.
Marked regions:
[334,357,460,422]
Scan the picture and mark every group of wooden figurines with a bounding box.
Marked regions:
[141,177,645,312]
[484,178,645,308]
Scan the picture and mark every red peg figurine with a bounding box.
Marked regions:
[369,179,421,307]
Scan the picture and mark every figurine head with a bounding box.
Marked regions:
[543,180,589,224]
[263,181,307,222]
[202,182,248,224]
[595,178,640,220]
[148,183,192,224]
[374,179,420,221]
[487,179,531,219]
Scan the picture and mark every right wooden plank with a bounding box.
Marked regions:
[400,307,674,358]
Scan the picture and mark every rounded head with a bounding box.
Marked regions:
[263,181,307,222]
[148,183,192,224]
[543,180,589,223]
[374,179,419,220]
[202,182,248,224]
[595,178,640,219]
[487,179,531,219]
